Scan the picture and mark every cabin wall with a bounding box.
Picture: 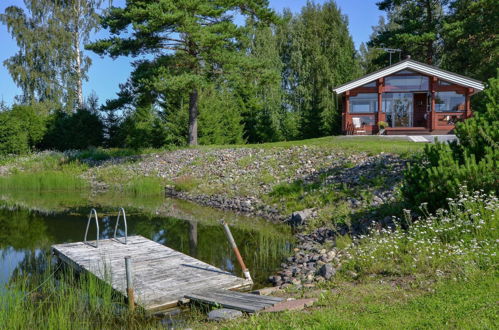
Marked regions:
[341,73,474,135]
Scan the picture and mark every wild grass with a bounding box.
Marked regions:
[173,175,200,192]
[0,257,160,329]
[209,189,498,329]
[123,176,164,196]
[0,171,88,191]
[343,189,498,279]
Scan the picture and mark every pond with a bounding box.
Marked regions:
[0,190,293,290]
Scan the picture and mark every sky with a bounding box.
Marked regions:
[0,0,385,106]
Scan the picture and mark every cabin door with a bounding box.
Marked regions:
[413,93,427,127]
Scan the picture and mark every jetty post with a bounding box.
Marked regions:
[220,220,252,282]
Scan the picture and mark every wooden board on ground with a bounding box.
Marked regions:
[51,235,252,311]
[185,288,285,313]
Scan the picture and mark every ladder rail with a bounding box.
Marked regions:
[113,207,128,244]
[84,208,99,248]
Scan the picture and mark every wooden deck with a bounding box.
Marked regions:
[51,235,252,311]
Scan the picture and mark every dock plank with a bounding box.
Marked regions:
[185,288,285,313]
[52,235,252,311]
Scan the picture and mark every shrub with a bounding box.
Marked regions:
[403,75,499,210]
[42,109,104,150]
[0,111,29,155]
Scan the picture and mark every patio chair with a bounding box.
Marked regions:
[352,117,366,135]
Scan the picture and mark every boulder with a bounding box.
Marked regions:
[288,208,315,226]
[207,308,243,321]
[317,264,336,280]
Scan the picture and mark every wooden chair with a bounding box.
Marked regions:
[352,117,366,135]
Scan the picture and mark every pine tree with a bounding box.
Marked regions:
[370,0,447,65]
[441,0,499,81]
[87,0,276,146]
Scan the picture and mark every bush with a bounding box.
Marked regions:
[0,111,29,155]
[42,109,104,150]
[403,75,499,210]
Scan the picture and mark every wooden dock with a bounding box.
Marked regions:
[52,235,253,311]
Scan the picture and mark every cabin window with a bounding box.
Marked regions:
[394,70,414,74]
[435,92,465,112]
[385,75,429,91]
[438,80,452,86]
[360,81,376,88]
[349,93,378,113]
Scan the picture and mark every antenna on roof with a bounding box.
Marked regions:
[376,47,402,65]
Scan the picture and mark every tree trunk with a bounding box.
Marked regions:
[74,0,84,110]
[188,88,198,146]
[188,221,198,258]
[425,0,433,65]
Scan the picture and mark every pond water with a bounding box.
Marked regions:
[0,190,293,289]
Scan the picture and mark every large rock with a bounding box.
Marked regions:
[207,308,243,321]
[317,264,336,280]
[289,208,315,226]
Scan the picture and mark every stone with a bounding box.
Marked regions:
[208,309,243,321]
[289,208,315,226]
[317,264,336,280]
[262,298,318,312]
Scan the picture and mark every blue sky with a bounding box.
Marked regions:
[0,0,384,106]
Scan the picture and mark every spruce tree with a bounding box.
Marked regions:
[280,1,360,138]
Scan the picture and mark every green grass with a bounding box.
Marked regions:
[123,176,164,196]
[211,190,498,329]
[220,271,497,329]
[0,259,161,329]
[0,171,88,191]
[199,136,423,156]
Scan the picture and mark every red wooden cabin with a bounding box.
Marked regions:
[333,58,485,135]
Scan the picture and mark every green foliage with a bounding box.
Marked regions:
[344,190,497,278]
[0,171,88,191]
[0,111,29,155]
[441,0,499,81]
[87,0,276,146]
[279,2,361,138]
[0,0,103,110]
[403,76,499,210]
[198,85,245,145]
[10,103,49,148]
[369,0,446,64]
[42,109,104,151]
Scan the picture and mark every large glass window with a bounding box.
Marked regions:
[435,92,465,112]
[385,75,429,91]
[382,93,414,127]
[349,93,378,113]
[360,81,376,88]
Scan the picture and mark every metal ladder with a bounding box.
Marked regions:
[84,208,128,247]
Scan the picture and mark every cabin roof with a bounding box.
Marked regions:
[333,59,485,94]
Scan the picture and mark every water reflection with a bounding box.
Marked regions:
[0,191,293,288]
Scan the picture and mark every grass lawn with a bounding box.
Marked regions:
[201,136,423,156]
[218,271,497,329]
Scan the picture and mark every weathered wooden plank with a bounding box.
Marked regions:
[185,289,284,313]
[185,293,262,313]
[51,235,251,312]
